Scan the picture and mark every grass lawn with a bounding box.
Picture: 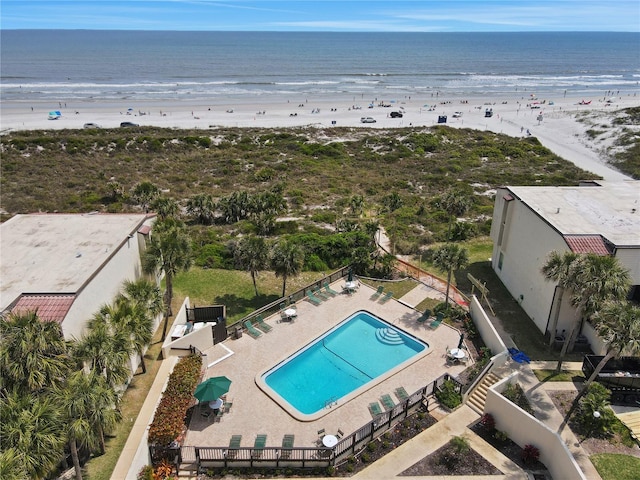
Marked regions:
[590,453,640,480]
[532,369,585,383]
[362,278,419,300]
[173,267,330,323]
[84,327,166,480]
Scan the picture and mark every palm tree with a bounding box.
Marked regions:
[541,250,580,346]
[117,279,163,374]
[440,190,472,241]
[131,181,160,213]
[432,243,469,310]
[85,372,121,455]
[558,301,639,434]
[0,447,29,480]
[55,370,101,480]
[186,193,215,225]
[271,240,304,297]
[151,196,180,220]
[234,235,269,297]
[142,217,192,340]
[583,302,640,388]
[73,310,132,390]
[555,254,631,372]
[0,389,65,479]
[0,310,71,394]
[349,195,364,216]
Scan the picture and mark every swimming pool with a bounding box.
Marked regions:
[260,310,428,419]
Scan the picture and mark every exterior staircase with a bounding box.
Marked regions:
[466,373,501,414]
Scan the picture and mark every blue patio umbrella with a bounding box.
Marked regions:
[194,376,231,403]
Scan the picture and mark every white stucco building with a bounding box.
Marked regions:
[490,180,640,353]
[1,213,155,341]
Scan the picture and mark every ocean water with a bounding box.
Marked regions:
[1,31,639,102]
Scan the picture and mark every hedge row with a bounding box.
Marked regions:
[148,354,202,446]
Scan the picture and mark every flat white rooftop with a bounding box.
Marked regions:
[1,213,149,310]
[507,180,640,247]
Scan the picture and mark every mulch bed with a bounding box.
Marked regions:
[332,411,438,476]
[470,422,549,474]
[547,390,640,457]
[399,441,501,476]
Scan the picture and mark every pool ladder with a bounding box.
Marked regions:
[324,396,338,409]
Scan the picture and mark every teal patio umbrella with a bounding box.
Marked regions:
[194,376,232,403]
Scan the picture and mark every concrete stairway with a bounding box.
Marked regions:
[466,372,501,414]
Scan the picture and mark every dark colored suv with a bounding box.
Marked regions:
[390,111,403,118]
[120,121,139,127]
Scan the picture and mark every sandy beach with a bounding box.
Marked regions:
[2,91,637,181]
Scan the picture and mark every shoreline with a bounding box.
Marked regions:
[2,91,637,181]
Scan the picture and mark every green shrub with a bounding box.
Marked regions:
[502,383,534,415]
[435,379,462,409]
[577,382,616,437]
[451,435,470,454]
[493,430,508,443]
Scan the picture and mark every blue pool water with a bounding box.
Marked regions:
[263,310,427,415]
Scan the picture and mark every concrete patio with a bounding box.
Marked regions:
[184,280,468,450]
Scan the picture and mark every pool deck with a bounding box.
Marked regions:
[185,281,468,449]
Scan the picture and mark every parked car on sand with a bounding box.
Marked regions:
[360,117,376,123]
[120,121,139,127]
[390,111,403,118]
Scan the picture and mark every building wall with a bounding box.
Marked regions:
[615,247,640,285]
[491,189,569,334]
[62,232,147,341]
[484,373,587,480]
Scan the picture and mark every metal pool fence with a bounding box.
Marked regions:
[150,373,462,474]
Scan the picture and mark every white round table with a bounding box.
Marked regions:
[209,398,224,410]
[449,348,466,359]
[322,434,338,447]
[284,308,297,317]
[344,281,358,292]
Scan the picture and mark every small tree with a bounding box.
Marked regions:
[151,196,180,220]
[577,382,616,438]
[440,190,472,241]
[142,218,192,339]
[186,193,215,225]
[432,243,469,310]
[132,181,160,213]
[583,301,640,389]
[271,239,304,297]
[233,235,269,297]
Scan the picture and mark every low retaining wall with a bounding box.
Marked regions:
[485,373,587,480]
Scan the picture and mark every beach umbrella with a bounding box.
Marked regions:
[457,333,465,349]
[347,268,353,282]
[194,376,231,403]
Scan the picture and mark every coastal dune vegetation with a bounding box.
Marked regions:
[0,126,595,240]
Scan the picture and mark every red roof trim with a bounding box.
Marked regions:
[503,194,514,202]
[10,294,76,324]
[138,225,151,235]
[564,235,611,256]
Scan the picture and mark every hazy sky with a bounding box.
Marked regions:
[2,1,638,32]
